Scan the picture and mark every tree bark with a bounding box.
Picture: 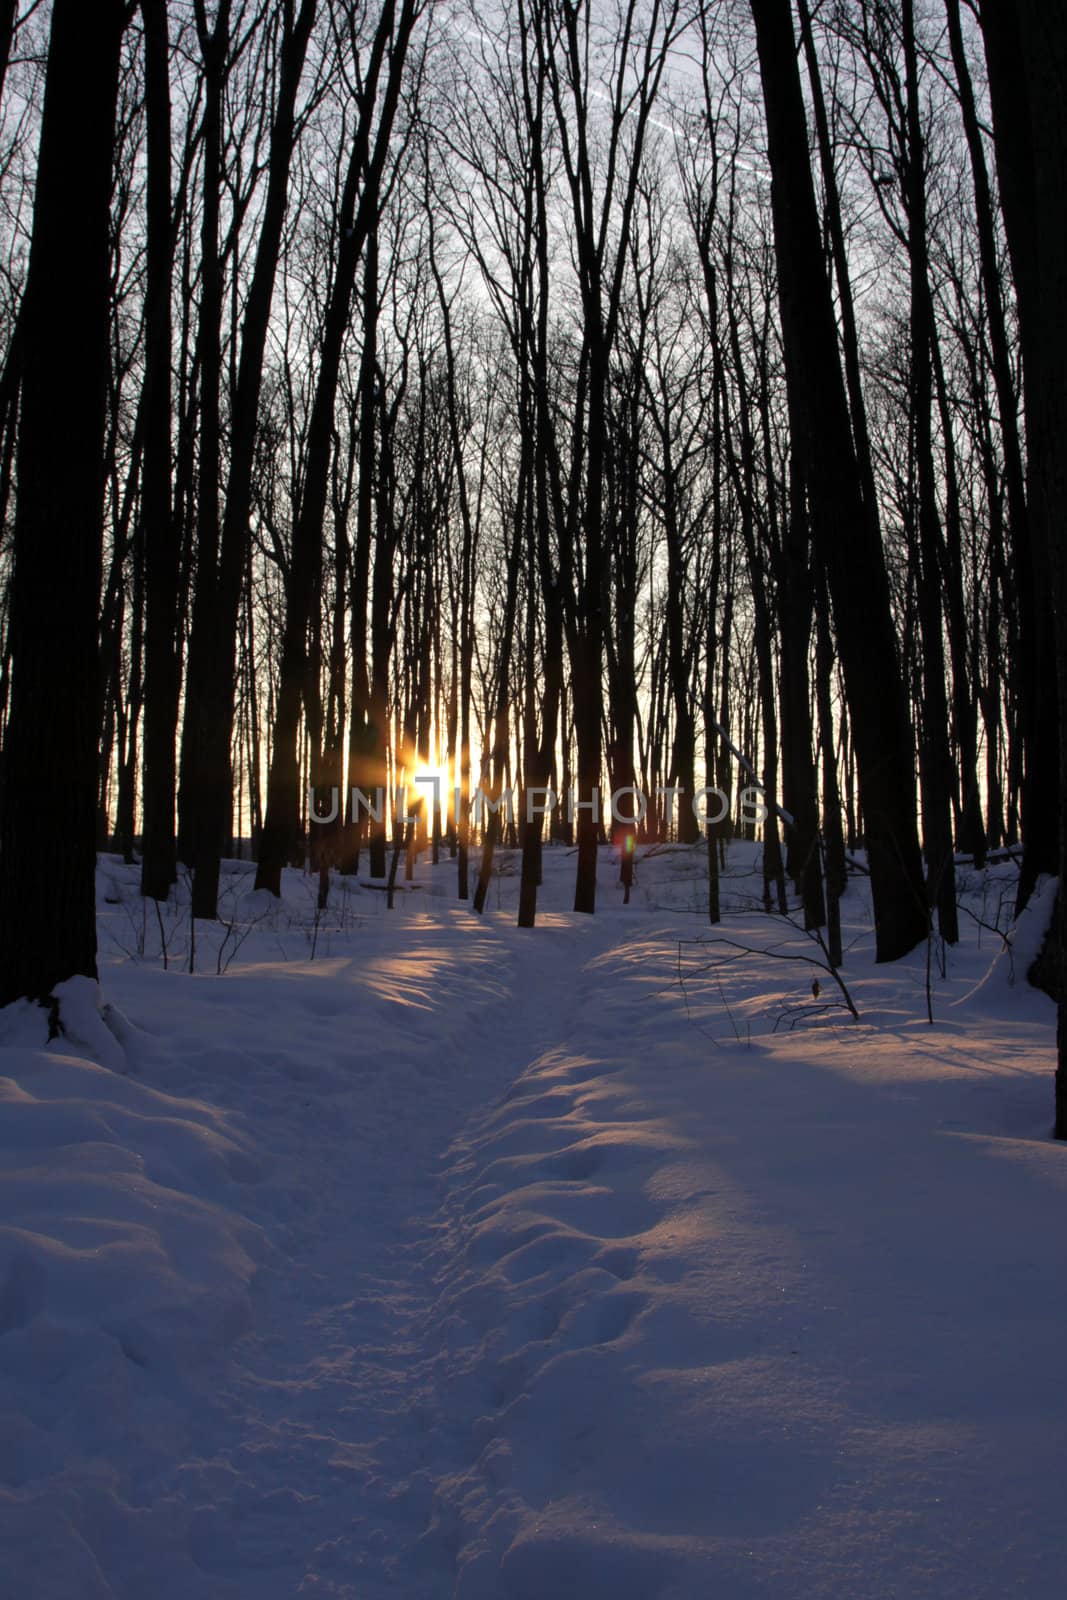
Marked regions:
[0,0,126,1006]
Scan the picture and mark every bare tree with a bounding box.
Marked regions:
[748,0,928,962]
[256,0,424,895]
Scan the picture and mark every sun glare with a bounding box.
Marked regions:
[411,749,453,825]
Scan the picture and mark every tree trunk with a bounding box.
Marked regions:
[971,0,1059,914]
[0,0,126,1007]
[749,0,927,962]
[986,1,1067,1132]
[903,0,958,944]
[178,0,230,916]
[139,0,181,902]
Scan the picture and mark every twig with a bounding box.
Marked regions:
[680,927,861,1022]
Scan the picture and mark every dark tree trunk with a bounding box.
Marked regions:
[571,340,607,915]
[719,258,786,915]
[473,407,526,914]
[367,372,394,885]
[428,213,477,901]
[116,522,145,864]
[604,347,642,888]
[342,232,380,876]
[517,28,561,928]
[930,329,985,865]
[749,0,927,962]
[661,428,697,846]
[984,1,1067,1132]
[0,0,126,1007]
[902,0,958,944]
[972,0,1060,915]
[139,0,181,902]
[178,0,230,915]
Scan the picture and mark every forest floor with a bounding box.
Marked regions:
[1,843,1065,1598]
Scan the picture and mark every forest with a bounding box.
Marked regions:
[1,3,1067,1594]
[0,0,1064,1013]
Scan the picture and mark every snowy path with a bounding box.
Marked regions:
[100,908,618,1599]
[3,853,1067,1597]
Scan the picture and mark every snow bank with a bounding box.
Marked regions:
[0,998,267,1595]
[413,860,1067,1598]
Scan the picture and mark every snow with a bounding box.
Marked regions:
[1,843,1065,1596]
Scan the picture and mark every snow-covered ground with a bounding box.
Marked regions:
[1,843,1064,1597]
